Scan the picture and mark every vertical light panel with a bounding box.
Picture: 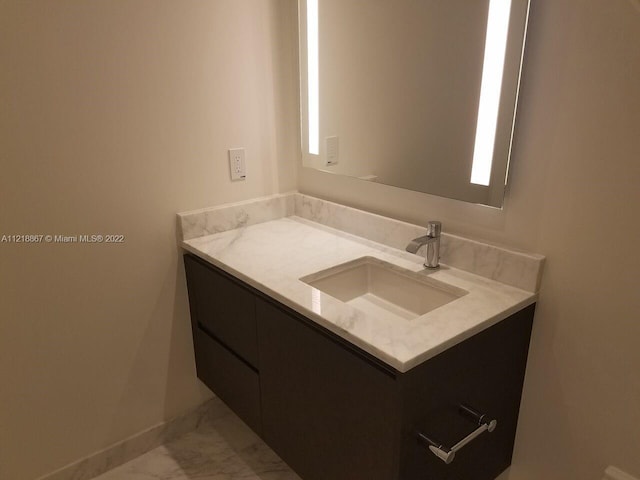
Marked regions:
[307,0,320,155]
[470,0,513,186]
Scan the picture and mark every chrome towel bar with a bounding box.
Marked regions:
[416,404,498,465]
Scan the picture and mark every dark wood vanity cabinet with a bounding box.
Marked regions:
[184,253,535,480]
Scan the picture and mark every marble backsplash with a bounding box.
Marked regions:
[177,192,544,292]
[178,193,295,241]
[294,194,545,292]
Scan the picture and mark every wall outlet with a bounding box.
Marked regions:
[229,148,246,181]
[325,136,339,166]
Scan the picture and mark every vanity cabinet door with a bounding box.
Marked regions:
[257,298,401,480]
[399,304,535,480]
[183,254,258,367]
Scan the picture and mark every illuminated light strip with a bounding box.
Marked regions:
[307,0,319,155]
[470,0,513,186]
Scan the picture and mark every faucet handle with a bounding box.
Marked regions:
[427,221,442,237]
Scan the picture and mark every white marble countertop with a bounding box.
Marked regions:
[182,216,536,373]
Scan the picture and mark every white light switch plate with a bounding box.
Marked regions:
[325,136,339,166]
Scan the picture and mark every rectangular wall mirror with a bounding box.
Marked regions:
[299,0,531,208]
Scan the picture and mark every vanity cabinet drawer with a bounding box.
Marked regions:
[184,254,258,367]
[193,327,261,435]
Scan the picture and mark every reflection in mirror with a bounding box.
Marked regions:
[299,0,531,207]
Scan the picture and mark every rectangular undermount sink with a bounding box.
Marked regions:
[300,257,468,321]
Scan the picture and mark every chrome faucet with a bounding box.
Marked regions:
[406,221,442,269]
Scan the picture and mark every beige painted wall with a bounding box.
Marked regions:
[0,1,298,479]
[2,1,639,479]
[301,0,640,478]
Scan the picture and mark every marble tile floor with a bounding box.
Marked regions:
[90,397,301,480]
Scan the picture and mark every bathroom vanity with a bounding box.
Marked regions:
[179,193,544,480]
